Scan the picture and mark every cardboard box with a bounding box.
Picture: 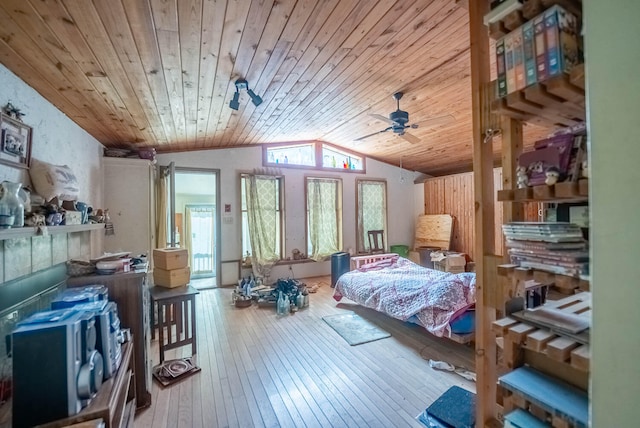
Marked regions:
[154,266,190,288]
[153,248,189,270]
[434,253,467,273]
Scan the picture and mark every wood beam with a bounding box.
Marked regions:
[469,0,498,426]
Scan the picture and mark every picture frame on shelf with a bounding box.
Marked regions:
[0,113,32,169]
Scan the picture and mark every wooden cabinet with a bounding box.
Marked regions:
[103,157,155,258]
[39,341,135,428]
[68,271,152,409]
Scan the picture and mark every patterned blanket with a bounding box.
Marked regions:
[333,256,476,337]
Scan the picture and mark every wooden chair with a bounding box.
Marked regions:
[367,230,385,254]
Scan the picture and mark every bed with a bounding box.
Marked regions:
[333,253,476,341]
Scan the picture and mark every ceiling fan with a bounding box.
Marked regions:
[354,92,455,144]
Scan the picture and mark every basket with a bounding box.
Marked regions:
[66,260,96,277]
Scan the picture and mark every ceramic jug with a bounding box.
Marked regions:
[0,181,25,228]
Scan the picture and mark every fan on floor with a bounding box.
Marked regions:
[354,92,455,144]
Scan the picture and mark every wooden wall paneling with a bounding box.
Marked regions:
[121,0,178,144]
[176,0,203,144]
[232,0,341,141]
[0,40,111,143]
[294,2,467,140]
[92,0,169,145]
[0,1,119,142]
[202,0,252,147]
[213,0,279,143]
[218,0,297,145]
[316,7,470,144]
[259,0,407,141]
[61,0,155,144]
[469,0,497,426]
[245,0,363,143]
[220,0,300,145]
[193,0,227,147]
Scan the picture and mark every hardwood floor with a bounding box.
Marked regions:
[135,276,476,428]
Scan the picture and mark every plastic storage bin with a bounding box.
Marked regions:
[389,244,409,258]
[417,246,440,269]
[331,252,351,288]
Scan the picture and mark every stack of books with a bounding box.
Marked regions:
[503,222,589,277]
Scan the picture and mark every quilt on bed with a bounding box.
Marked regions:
[333,255,476,337]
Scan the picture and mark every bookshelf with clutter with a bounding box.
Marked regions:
[472,1,590,427]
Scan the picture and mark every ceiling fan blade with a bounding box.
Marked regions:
[417,114,456,128]
[354,126,393,141]
[369,113,395,125]
[400,132,421,144]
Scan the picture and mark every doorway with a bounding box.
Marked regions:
[168,168,220,289]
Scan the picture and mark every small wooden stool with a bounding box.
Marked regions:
[150,285,199,363]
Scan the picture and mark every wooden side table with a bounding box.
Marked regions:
[149,285,199,363]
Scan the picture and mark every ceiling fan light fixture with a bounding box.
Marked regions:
[229,91,240,110]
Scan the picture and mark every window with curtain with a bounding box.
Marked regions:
[241,174,284,264]
[306,177,342,260]
[357,179,387,253]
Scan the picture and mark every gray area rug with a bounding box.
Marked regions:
[322,313,391,346]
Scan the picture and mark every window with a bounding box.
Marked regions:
[241,174,284,262]
[263,141,365,172]
[356,179,387,253]
[265,142,315,167]
[306,177,342,260]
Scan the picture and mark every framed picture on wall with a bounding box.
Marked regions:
[0,113,32,169]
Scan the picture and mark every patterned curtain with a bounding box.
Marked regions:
[244,175,280,276]
[357,180,387,252]
[308,178,340,260]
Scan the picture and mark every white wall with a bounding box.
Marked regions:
[0,64,103,207]
[584,2,640,426]
[157,147,419,279]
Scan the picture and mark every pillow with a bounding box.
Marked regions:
[29,158,80,202]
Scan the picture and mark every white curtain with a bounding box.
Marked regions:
[244,175,280,277]
[155,168,168,249]
[357,180,387,252]
[184,208,193,267]
[307,178,340,260]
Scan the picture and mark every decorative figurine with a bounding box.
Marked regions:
[516,165,528,189]
[581,159,589,179]
[545,166,561,186]
[3,102,25,121]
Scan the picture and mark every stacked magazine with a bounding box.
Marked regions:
[503,222,589,277]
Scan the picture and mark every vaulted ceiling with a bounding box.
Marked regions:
[0,0,547,176]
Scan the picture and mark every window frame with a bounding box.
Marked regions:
[263,140,366,173]
[355,178,388,254]
[240,173,286,260]
[305,175,343,260]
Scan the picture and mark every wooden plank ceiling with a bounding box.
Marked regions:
[0,0,548,176]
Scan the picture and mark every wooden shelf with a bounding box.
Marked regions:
[497,179,589,203]
[492,67,586,128]
[497,264,589,293]
[0,223,105,241]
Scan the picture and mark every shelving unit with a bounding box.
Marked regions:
[470,0,589,427]
[0,223,105,240]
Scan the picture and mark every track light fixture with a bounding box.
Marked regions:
[229,78,263,110]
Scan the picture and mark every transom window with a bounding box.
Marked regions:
[263,141,365,172]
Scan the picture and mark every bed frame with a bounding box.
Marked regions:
[348,252,474,345]
[349,253,398,270]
